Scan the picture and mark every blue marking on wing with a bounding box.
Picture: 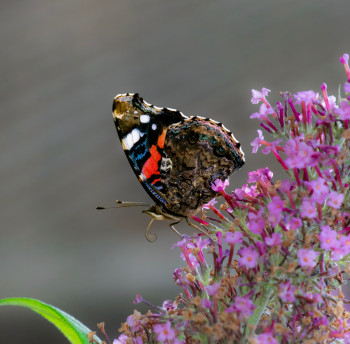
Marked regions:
[143,181,167,205]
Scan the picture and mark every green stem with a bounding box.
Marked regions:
[245,285,274,337]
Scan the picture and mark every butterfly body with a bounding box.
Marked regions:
[112,93,245,223]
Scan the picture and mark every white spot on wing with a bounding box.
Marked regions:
[122,128,144,150]
[140,115,150,123]
[152,124,157,130]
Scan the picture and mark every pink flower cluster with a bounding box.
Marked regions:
[111,54,350,344]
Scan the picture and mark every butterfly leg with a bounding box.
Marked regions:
[169,221,183,239]
[186,218,217,242]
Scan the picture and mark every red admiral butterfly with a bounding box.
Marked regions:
[99,93,244,241]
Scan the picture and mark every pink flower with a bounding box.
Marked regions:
[113,334,128,344]
[319,225,338,251]
[286,217,302,230]
[205,283,221,296]
[344,82,350,93]
[202,298,212,309]
[251,88,271,104]
[340,53,349,64]
[162,300,177,311]
[254,332,278,344]
[267,211,282,227]
[327,191,344,209]
[278,281,296,303]
[284,138,319,168]
[202,198,217,209]
[154,321,176,342]
[251,130,264,153]
[300,199,317,219]
[133,294,143,304]
[306,177,330,203]
[298,248,318,268]
[211,178,229,192]
[294,90,319,104]
[339,235,350,256]
[334,100,350,120]
[248,167,273,184]
[247,210,266,234]
[265,233,282,247]
[267,196,284,215]
[239,246,259,268]
[226,296,255,318]
[224,231,243,245]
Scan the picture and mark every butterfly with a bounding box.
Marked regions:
[98,93,244,241]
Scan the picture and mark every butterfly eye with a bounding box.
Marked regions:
[215,145,227,156]
[188,131,199,144]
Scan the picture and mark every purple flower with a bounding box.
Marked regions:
[327,191,344,209]
[251,130,264,153]
[306,177,330,203]
[126,314,139,330]
[235,184,259,199]
[211,178,229,192]
[265,233,282,247]
[298,248,318,268]
[267,211,282,228]
[162,300,177,311]
[224,231,243,245]
[205,283,221,296]
[113,334,129,344]
[154,321,176,342]
[267,196,284,226]
[247,210,266,234]
[319,225,338,251]
[344,82,350,93]
[202,298,212,309]
[227,296,256,318]
[239,246,259,268]
[251,88,271,104]
[202,198,217,209]
[300,199,317,219]
[294,90,319,104]
[339,235,350,256]
[284,138,319,168]
[286,216,302,230]
[133,294,143,304]
[340,53,349,64]
[261,139,281,155]
[267,196,284,215]
[278,281,296,303]
[254,333,278,344]
[335,101,350,120]
[247,167,273,184]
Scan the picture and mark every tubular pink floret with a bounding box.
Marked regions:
[320,83,330,111]
[260,122,273,133]
[272,150,289,171]
[288,98,300,121]
[340,53,350,82]
[191,216,209,226]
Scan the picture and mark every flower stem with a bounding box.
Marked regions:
[245,285,274,337]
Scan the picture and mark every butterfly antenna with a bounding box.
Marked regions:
[145,218,157,242]
[96,200,151,210]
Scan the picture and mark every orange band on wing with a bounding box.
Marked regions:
[142,145,161,179]
[157,129,167,149]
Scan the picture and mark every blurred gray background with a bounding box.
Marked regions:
[0,0,349,343]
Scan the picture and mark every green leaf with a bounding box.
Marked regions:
[0,298,102,344]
